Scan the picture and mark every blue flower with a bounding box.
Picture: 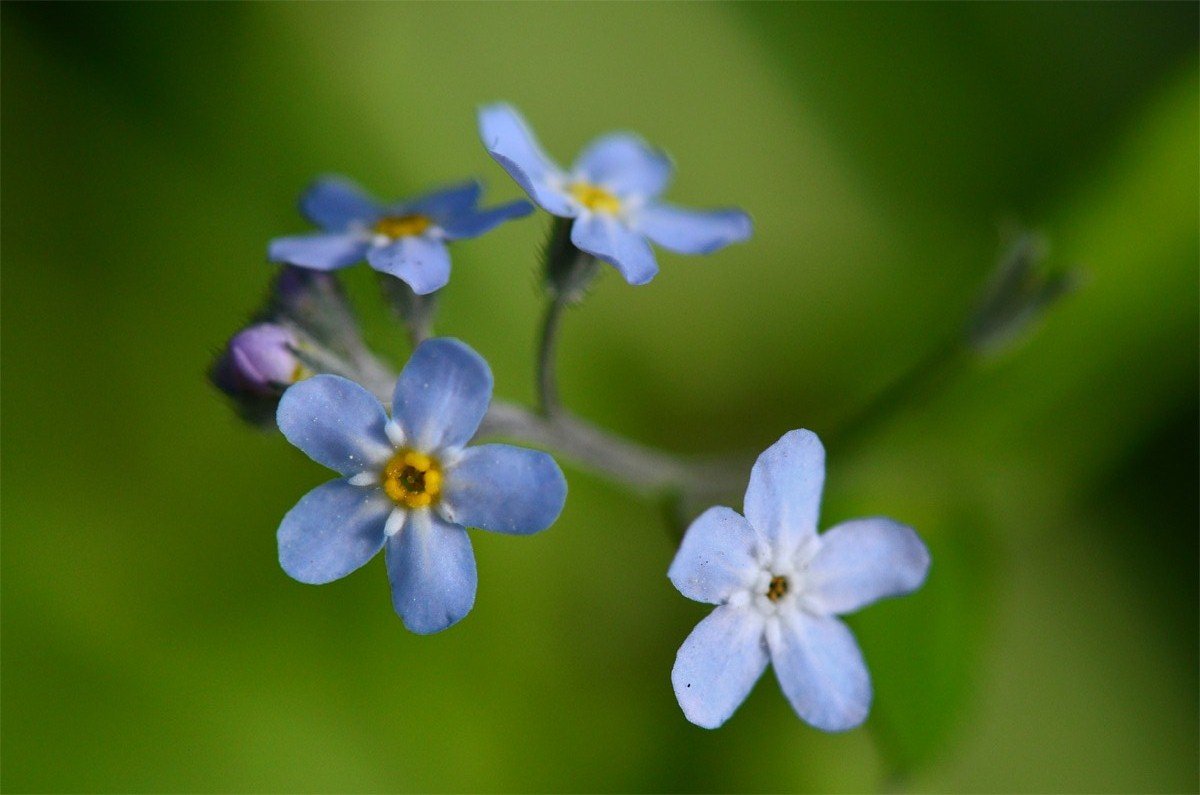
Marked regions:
[478,103,753,286]
[268,177,533,295]
[668,430,930,731]
[275,337,567,634]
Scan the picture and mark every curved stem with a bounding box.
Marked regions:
[478,400,744,501]
[536,296,567,417]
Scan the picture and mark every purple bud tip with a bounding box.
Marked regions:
[215,323,302,397]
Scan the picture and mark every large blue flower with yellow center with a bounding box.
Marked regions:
[275,338,567,634]
[478,103,753,286]
[669,430,930,731]
[268,177,532,295]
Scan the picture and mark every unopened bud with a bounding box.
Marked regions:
[213,323,306,398]
[966,233,1079,353]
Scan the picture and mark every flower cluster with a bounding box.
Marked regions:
[213,103,930,734]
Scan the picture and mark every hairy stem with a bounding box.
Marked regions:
[536,297,567,417]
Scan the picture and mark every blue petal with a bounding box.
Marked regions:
[767,611,871,732]
[636,203,753,255]
[392,338,493,452]
[804,518,930,616]
[277,375,393,475]
[477,103,574,216]
[403,180,482,220]
[386,509,476,634]
[439,199,534,240]
[669,507,761,605]
[672,605,768,729]
[277,479,390,584]
[572,133,672,199]
[743,429,825,561]
[367,236,451,296]
[569,214,659,285]
[268,233,368,270]
[441,444,566,534]
[299,176,381,230]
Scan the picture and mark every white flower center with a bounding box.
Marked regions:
[727,564,797,617]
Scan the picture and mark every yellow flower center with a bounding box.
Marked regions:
[381,449,443,509]
[569,182,622,214]
[766,575,789,603]
[373,214,432,239]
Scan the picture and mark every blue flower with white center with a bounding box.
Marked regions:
[669,429,930,731]
[275,337,567,634]
[268,177,533,296]
[477,103,753,286]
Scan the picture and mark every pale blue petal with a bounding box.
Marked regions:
[743,429,825,559]
[403,180,481,220]
[805,518,930,616]
[392,338,493,452]
[672,605,768,729]
[440,444,566,534]
[768,610,872,732]
[299,176,381,230]
[669,507,761,605]
[277,375,393,475]
[637,203,753,254]
[477,103,574,216]
[572,133,672,199]
[569,213,659,285]
[268,233,368,270]
[277,479,390,584]
[366,236,451,295]
[439,199,534,240]
[386,510,476,634]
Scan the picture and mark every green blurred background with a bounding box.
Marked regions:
[3,3,1197,792]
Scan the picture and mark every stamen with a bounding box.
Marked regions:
[374,214,432,239]
[569,182,622,214]
[766,575,789,603]
[381,449,443,509]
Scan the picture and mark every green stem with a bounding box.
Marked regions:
[536,296,568,417]
[827,338,966,453]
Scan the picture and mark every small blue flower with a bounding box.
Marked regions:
[478,103,753,286]
[268,177,533,295]
[275,337,567,634]
[668,429,930,731]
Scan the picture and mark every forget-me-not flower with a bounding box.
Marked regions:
[478,103,752,286]
[669,429,930,731]
[275,337,567,633]
[268,177,533,295]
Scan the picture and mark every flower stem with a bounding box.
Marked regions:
[536,296,567,417]
[826,337,966,453]
[478,400,738,499]
[536,217,601,418]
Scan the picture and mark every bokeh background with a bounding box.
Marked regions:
[3,3,1197,792]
